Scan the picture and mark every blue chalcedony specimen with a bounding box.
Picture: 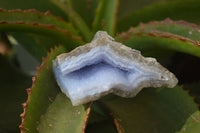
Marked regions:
[53,31,178,106]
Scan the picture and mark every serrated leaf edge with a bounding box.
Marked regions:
[138,18,200,30]
[117,30,200,46]
[109,86,200,133]
[19,48,52,133]
[82,102,92,133]
[112,115,123,133]
[19,47,92,133]
[0,21,82,42]
[0,8,63,21]
[0,21,81,40]
[116,18,200,47]
[182,84,200,109]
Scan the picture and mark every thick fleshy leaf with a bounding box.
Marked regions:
[0,9,83,48]
[184,82,200,106]
[50,0,92,42]
[0,9,84,61]
[118,0,168,19]
[0,55,31,132]
[126,19,200,41]
[10,31,77,62]
[0,9,78,35]
[100,86,200,133]
[178,111,200,133]
[0,20,84,50]
[68,0,98,28]
[121,35,200,58]
[117,0,200,32]
[92,0,119,36]
[20,46,91,133]
[0,0,69,21]
[20,47,62,133]
[116,19,200,58]
[0,9,82,61]
[38,93,91,133]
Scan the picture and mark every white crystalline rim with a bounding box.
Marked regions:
[59,45,142,75]
[53,31,178,106]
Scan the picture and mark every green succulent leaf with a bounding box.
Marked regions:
[21,46,91,133]
[0,0,199,132]
[184,82,200,106]
[0,9,78,35]
[117,0,200,32]
[50,0,92,42]
[20,46,63,133]
[118,0,168,19]
[0,55,31,132]
[0,0,69,21]
[92,0,119,36]
[178,111,200,133]
[68,0,98,29]
[116,19,200,57]
[10,31,80,62]
[1,22,83,46]
[38,93,91,133]
[100,86,200,133]
[0,9,83,61]
[0,20,84,58]
[126,19,200,41]
[0,9,84,48]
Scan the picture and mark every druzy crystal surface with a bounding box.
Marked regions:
[53,31,178,106]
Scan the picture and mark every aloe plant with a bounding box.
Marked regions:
[0,0,200,132]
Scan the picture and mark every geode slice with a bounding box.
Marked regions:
[53,31,178,106]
